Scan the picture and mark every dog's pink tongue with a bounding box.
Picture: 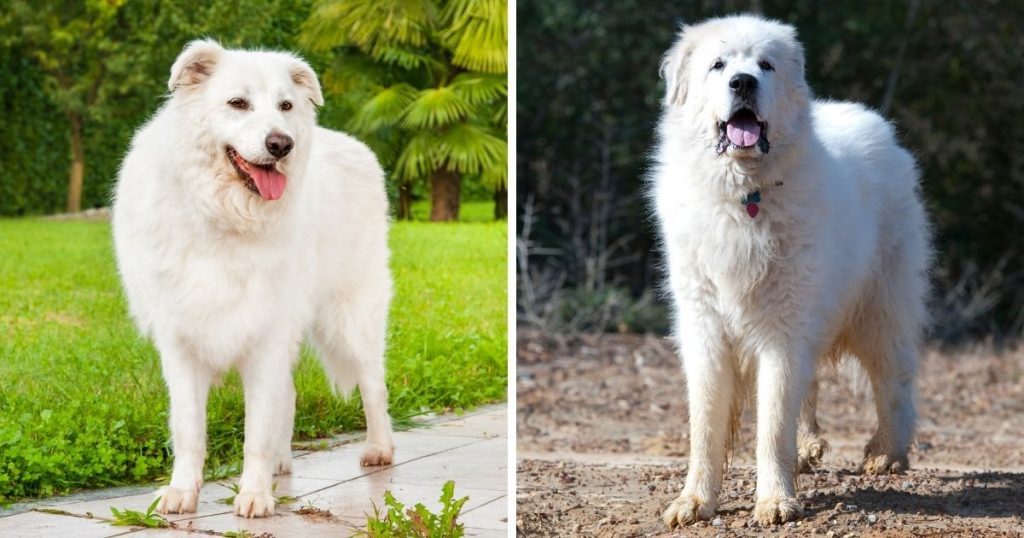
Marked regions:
[727,117,761,148]
[250,168,287,201]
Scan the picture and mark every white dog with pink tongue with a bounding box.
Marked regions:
[651,15,930,528]
[112,39,395,518]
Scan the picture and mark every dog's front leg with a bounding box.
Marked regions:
[752,341,812,526]
[156,346,214,514]
[664,308,733,527]
[234,341,297,518]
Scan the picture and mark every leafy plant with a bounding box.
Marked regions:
[109,497,169,528]
[301,0,508,221]
[358,480,468,537]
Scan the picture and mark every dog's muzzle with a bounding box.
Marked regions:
[715,73,770,155]
[717,107,770,155]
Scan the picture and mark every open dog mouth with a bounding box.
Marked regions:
[716,108,770,155]
[226,147,287,201]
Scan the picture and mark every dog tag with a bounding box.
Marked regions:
[741,190,761,218]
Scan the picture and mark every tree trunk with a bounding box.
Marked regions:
[66,112,85,213]
[429,169,460,222]
[493,182,508,220]
[397,180,413,220]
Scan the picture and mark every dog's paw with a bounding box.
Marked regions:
[753,496,802,527]
[861,453,908,475]
[360,442,393,466]
[663,493,716,528]
[233,490,275,518]
[797,436,830,473]
[155,485,199,514]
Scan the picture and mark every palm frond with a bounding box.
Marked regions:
[449,72,507,106]
[301,0,437,54]
[394,130,442,181]
[401,87,473,129]
[441,0,507,73]
[439,0,475,25]
[370,44,439,71]
[491,101,507,128]
[348,83,420,133]
[435,123,507,176]
[467,164,507,190]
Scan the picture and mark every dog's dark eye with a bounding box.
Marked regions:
[228,98,249,110]
[711,60,725,71]
[279,101,293,112]
[758,60,774,71]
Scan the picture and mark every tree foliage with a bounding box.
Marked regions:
[0,0,314,216]
[301,0,508,221]
[0,1,506,220]
[6,0,135,213]
[517,0,1024,341]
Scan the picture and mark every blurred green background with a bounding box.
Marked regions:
[517,0,1024,343]
[0,0,507,221]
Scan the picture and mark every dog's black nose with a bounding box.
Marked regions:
[729,73,758,97]
[266,133,293,158]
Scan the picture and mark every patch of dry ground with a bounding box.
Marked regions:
[516,330,1024,537]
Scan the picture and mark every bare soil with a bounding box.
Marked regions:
[516,330,1024,537]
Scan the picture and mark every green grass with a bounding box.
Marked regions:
[410,200,496,222]
[358,480,468,537]
[109,497,169,528]
[0,217,507,503]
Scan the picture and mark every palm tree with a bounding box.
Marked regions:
[301,0,507,221]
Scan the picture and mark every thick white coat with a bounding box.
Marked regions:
[112,40,394,519]
[651,15,930,527]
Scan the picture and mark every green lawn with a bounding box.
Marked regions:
[410,200,496,222]
[0,217,507,503]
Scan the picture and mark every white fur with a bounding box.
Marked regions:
[651,16,930,527]
[112,40,394,518]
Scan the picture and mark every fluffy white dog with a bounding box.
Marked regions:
[651,15,930,527]
[112,40,394,518]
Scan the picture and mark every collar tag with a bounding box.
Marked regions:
[741,190,761,218]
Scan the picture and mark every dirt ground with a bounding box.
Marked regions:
[516,330,1024,537]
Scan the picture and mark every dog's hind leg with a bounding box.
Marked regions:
[858,184,927,475]
[851,272,922,475]
[312,282,394,467]
[796,376,829,473]
[857,337,917,475]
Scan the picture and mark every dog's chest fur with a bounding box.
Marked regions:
[134,201,316,367]
[663,163,820,338]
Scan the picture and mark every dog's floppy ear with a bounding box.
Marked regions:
[168,39,224,92]
[660,26,696,106]
[290,61,324,106]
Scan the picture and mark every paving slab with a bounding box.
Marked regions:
[0,404,508,537]
[0,510,115,538]
[461,495,509,530]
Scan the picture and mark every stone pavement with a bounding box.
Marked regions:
[0,404,507,537]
